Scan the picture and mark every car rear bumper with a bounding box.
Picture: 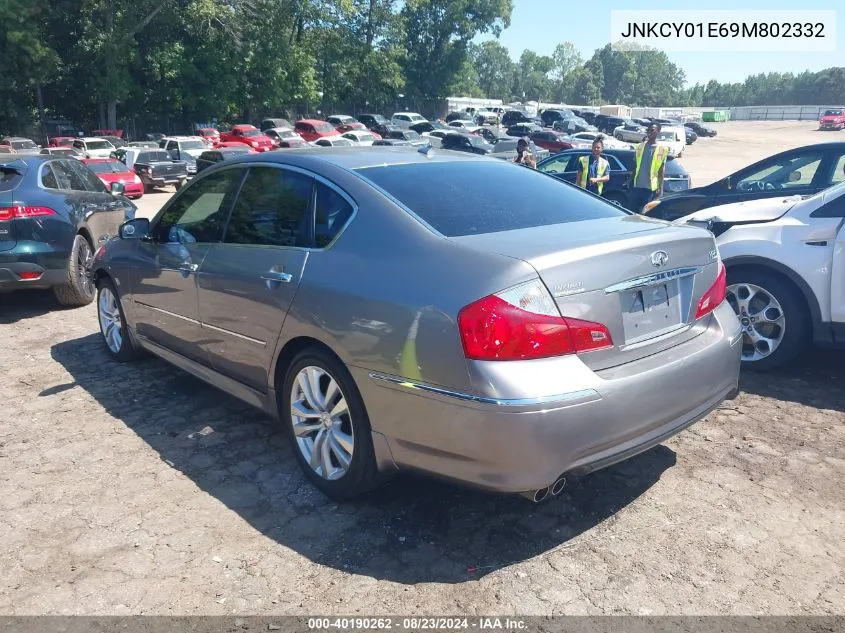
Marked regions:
[356,301,741,494]
[145,175,186,185]
[0,243,71,290]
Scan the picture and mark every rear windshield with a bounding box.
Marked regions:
[87,161,128,174]
[12,140,37,150]
[241,129,262,137]
[0,166,24,192]
[358,161,625,237]
[139,151,171,162]
[313,122,336,133]
[86,140,113,150]
[664,159,688,176]
[180,140,205,149]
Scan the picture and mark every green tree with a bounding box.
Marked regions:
[550,42,581,102]
[472,40,515,100]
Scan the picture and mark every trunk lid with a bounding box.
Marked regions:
[450,215,721,370]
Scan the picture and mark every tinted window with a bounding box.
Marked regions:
[40,164,59,189]
[67,159,107,191]
[51,160,89,191]
[154,169,242,243]
[537,154,577,174]
[139,151,171,162]
[225,166,312,247]
[359,161,625,237]
[736,153,823,191]
[0,166,24,191]
[315,182,354,247]
[832,154,845,185]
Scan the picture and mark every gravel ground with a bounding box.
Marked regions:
[1,121,843,616]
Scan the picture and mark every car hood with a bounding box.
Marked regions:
[676,195,802,225]
[183,149,204,158]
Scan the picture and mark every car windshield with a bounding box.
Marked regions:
[276,130,296,138]
[86,140,113,150]
[180,140,205,149]
[356,134,374,142]
[467,136,491,148]
[241,129,262,137]
[140,151,171,162]
[12,140,37,150]
[358,161,625,237]
[87,161,127,174]
[409,115,425,122]
[314,122,336,133]
[824,109,843,116]
[657,132,676,141]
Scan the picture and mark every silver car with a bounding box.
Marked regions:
[92,148,742,501]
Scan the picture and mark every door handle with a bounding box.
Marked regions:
[178,263,199,273]
[260,270,293,283]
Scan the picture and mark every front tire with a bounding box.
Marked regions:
[725,269,809,371]
[97,277,139,362]
[53,234,96,306]
[281,349,381,499]
[174,179,185,191]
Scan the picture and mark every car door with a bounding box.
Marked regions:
[65,158,134,234]
[196,165,315,391]
[833,219,845,332]
[537,153,578,181]
[130,168,244,363]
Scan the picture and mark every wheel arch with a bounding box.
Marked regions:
[76,226,94,248]
[271,336,347,400]
[723,255,828,343]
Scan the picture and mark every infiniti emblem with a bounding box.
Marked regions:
[650,250,669,267]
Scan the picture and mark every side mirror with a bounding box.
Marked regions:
[788,170,801,183]
[119,217,150,240]
[110,182,125,196]
[720,176,731,190]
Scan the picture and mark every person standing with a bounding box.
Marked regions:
[576,136,610,196]
[631,122,668,211]
[514,137,536,169]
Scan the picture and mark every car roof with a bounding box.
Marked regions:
[232,124,258,129]
[82,158,119,162]
[216,146,488,171]
[163,135,203,140]
[392,112,423,116]
[2,136,33,142]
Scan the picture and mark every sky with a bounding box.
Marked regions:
[478,0,843,86]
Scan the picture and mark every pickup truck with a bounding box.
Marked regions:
[819,108,845,131]
[133,149,188,192]
[218,124,274,152]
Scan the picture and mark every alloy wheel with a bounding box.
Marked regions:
[289,366,354,480]
[726,282,786,362]
[77,240,94,297]
[98,287,123,354]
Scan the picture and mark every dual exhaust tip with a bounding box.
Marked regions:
[520,475,566,503]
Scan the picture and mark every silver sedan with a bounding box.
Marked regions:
[92,147,742,501]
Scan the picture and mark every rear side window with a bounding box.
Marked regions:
[0,167,24,192]
[225,166,313,247]
[40,164,59,189]
[67,159,107,192]
[51,160,89,191]
[314,182,353,247]
[360,161,626,237]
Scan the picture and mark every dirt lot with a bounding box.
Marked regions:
[1,121,844,616]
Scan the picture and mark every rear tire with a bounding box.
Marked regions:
[280,348,381,499]
[174,180,184,191]
[97,277,139,362]
[53,234,96,306]
[725,268,809,372]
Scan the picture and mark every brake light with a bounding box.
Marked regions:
[695,262,727,319]
[457,280,613,360]
[0,206,57,221]
[18,271,42,280]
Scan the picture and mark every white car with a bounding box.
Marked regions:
[265,127,306,147]
[447,120,481,133]
[390,112,427,129]
[657,126,686,158]
[341,131,379,146]
[679,180,845,369]
[326,115,357,128]
[310,136,355,147]
[72,136,115,158]
[161,136,207,174]
[613,122,647,143]
[568,132,632,150]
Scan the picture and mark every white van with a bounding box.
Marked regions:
[657,125,685,158]
[390,112,427,129]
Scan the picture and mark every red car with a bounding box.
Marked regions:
[215,141,258,152]
[218,124,274,152]
[197,127,221,146]
[82,159,144,199]
[336,122,369,134]
[92,129,124,138]
[529,130,574,153]
[819,107,845,131]
[49,136,76,148]
[293,119,340,142]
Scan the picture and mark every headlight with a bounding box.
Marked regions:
[249,141,258,147]
[133,174,141,183]
[642,200,661,215]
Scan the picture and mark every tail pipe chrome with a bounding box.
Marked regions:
[520,475,566,503]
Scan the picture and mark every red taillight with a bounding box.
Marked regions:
[18,271,42,280]
[457,280,613,361]
[0,206,57,221]
[695,262,727,320]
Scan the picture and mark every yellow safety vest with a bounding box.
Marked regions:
[577,155,609,195]
[634,143,668,191]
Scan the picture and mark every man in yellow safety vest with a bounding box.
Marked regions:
[631,122,668,212]
[576,136,610,196]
